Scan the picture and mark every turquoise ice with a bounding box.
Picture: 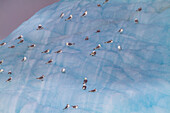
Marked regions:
[0,0,170,113]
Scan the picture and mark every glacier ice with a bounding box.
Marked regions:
[0,0,170,113]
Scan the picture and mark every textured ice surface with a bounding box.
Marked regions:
[0,0,170,113]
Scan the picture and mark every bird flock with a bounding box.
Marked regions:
[0,0,143,110]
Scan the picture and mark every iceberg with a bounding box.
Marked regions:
[0,0,170,113]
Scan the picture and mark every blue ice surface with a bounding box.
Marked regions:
[0,0,170,113]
